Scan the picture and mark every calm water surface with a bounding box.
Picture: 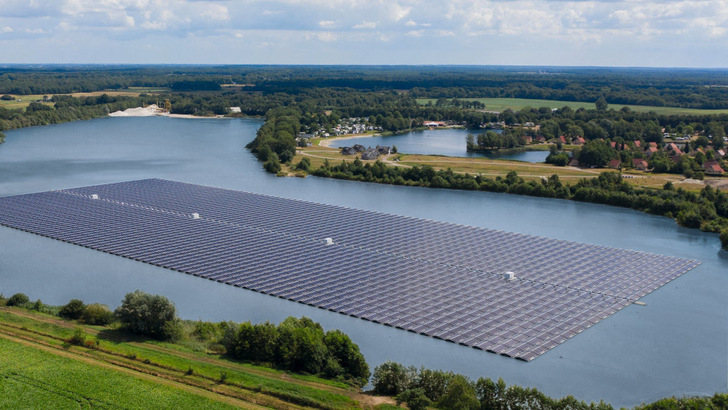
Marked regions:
[328,128,550,162]
[0,117,726,407]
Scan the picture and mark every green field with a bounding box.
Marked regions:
[0,94,54,110]
[0,308,364,409]
[416,97,728,115]
[0,338,239,409]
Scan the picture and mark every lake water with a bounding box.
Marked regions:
[0,117,726,407]
[327,128,550,162]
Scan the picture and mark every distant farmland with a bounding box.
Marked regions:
[416,97,728,115]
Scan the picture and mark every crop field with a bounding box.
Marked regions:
[0,307,367,409]
[71,87,170,97]
[0,94,54,110]
[416,97,728,115]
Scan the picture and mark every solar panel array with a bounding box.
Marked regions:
[0,179,700,361]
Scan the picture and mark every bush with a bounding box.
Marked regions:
[67,327,87,346]
[397,388,432,410]
[81,303,114,325]
[720,228,728,250]
[372,361,416,395]
[114,290,178,340]
[6,293,30,307]
[59,299,86,320]
[264,154,282,173]
[296,157,311,172]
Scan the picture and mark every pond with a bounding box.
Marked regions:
[326,128,550,162]
[0,116,726,408]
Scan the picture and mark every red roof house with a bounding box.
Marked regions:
[633,158,649,170]
[705,162,725,175]
[608,159,621,169]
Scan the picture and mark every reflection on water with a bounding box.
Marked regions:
[0,117,726,407]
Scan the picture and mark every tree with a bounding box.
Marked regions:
[264,153,282,173]
[595,97,608,111]
[437,374,479,410]
[296,157,311,172]
[323,329,370,386]
[578,140,617,167]
[6,293,30,307]
[114,290,178,340]
[720,227,728,250]
[396,388,432,410]
[372,361,416,395]
[81,303,114,325]
[59,299,86,320]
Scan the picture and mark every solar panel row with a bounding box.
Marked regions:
[0,179,700,361]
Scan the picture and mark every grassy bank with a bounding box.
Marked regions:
[0,307,375,409]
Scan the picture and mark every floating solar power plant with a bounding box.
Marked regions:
[0,179,700,361]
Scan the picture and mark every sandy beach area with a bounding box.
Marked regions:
[318,133,377,147]
[108,104,225,119]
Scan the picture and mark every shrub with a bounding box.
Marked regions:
[397,388,432,410]
[59,299,86,320]
[720,227,728,250]
[372,361,416,395]
[6,293,30,307]
[81,303,114,325]
[114,290,178,340]
[67,327,87,346]
[264,154,282,173]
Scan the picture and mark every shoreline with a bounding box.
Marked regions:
[108,104,229,120]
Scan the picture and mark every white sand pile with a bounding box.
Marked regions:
[109,105,160,117]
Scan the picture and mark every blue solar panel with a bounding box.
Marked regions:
[0,179,700,361]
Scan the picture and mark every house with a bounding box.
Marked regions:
[534,135,546,143]
[633,140,642,148]
[568,158,580,167]
[704,161,725,175]
[352,144,366,153]
[341,147,356,155]
[645,146,659,156]
[609,141,616,149]
[360,148,379,160]
[649,142,658,148]
[423,121,447,128]
[523,135,533,144]
[573,137,586,145]
[633,158,649,170]
[666,143,684,156]
[558,136,566,144]
[716,149,726,158]
[608,159,621,169]
[376,145,391,155]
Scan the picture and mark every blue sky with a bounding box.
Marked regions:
[1,0,726,67]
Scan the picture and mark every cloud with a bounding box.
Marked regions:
[317,31,337,41]
[319,20,336,28]
[353,21,376,29]
[0,0,727,66]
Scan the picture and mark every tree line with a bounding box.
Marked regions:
[306,158,728,248]
[371,360,727,410]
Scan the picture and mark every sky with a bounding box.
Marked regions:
[1,0,727,67]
